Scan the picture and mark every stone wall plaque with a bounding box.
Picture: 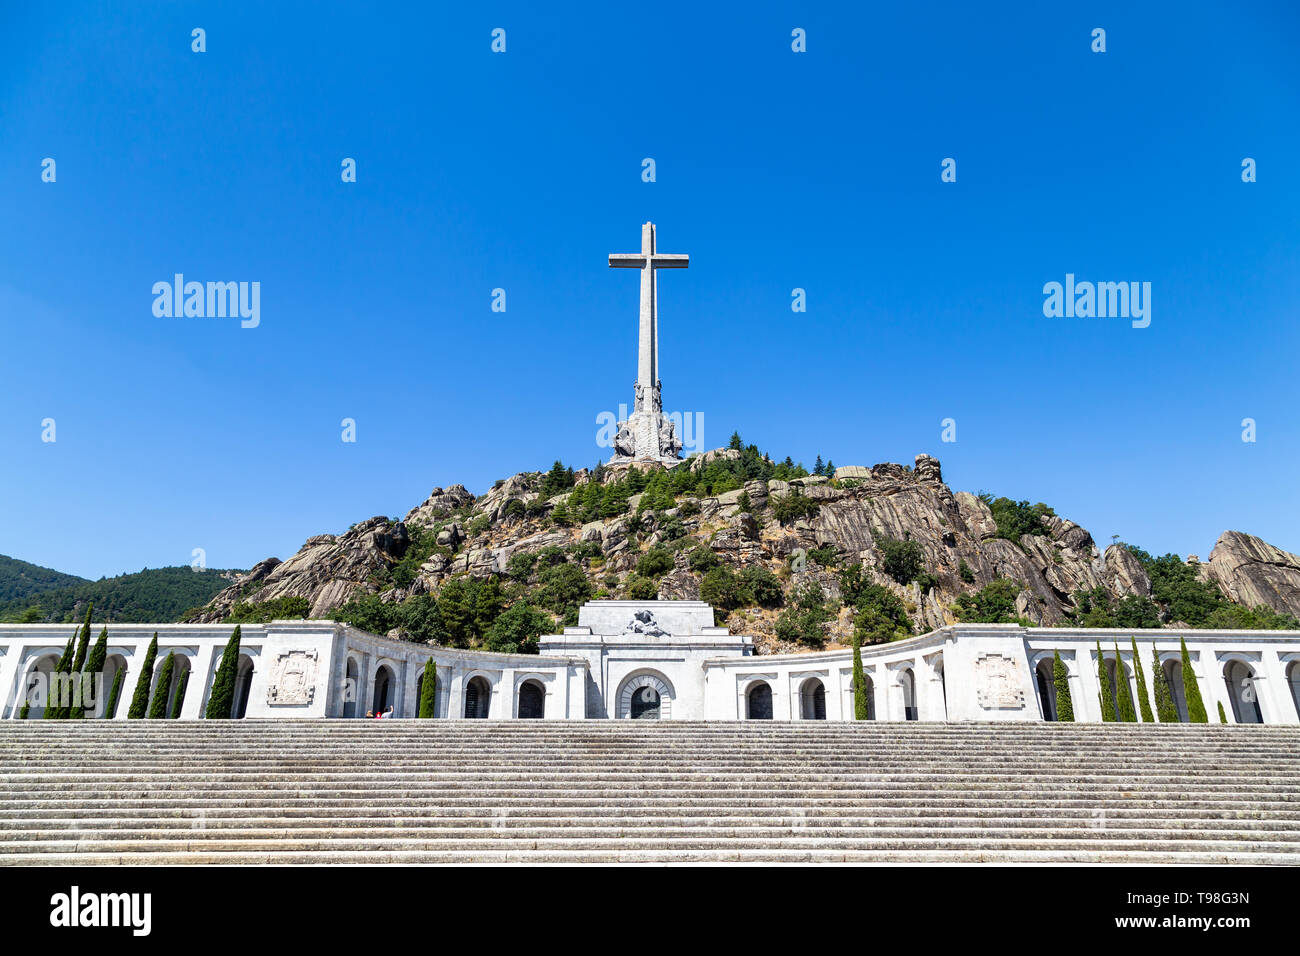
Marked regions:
[975,653,1025,709]
[266,649,319,706]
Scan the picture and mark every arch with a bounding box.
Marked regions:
[342,656,360,718]
[1288,661,1300,721]
[518,680,545,719]
[898,667,917,721]
[1223,660,1262,724]
[1162,659,1189,722]
[19,654,60,718]
[799,677,826,720]
[860,673,876,720]
[1035,659,1057,721]
[232,655,255,719]
[97,653,128,718]
[464,676,491,718]
[616,672,674,720]
[372,664,395,715]
[746,681,773,720]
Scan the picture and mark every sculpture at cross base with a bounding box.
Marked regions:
[607,222,689,465]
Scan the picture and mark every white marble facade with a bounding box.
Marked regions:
[2,602,1299,723]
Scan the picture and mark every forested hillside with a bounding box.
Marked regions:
[0,563,241,623]
[0,555,87,604]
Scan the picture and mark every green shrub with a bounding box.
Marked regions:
[1131,636,1154,722]
[1097,642,1116,722]
[636,547,674,580]
[1218,701,1228,723]
[486,603,553,655]
[1152,645,1177,722]
[807,545,838,568]
[205,626,242,719]
[981,495,1055,542]
[687,547,720,573]
[740,566,783,608]
[1052,651,1074,721]
[127,633,158,719]
[148,652,176,719]
[954,579,1022,624]
[418,660,438,717]
[1114,643,1137,722]
[877,537,924,584]
[775,582,834,648]
[623,575,659,600]
[958,560,975,584]
[770,490,820,525]
[226,595,309,623]
[699,567,747,612]
[1180,637,1208,722]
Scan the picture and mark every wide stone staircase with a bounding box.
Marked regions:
[2,720,1299,864]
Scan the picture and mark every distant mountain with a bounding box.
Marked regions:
[0,562,244,623]
[0,555,88,604]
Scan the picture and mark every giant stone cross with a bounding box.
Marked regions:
[608,222,688,464]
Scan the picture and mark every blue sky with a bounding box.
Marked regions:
[1,2,1298,580]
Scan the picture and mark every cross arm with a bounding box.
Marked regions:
[608,255,645,268]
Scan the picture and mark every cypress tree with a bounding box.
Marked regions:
[44,634,76,720]
[418,659,438,718]
[147,652,175,719]
[1180,637,1208,723]
[1114,643,1138,722]
[69,605,93,674]
[851,630,868,720]
[18,699,29,719]
[71,626,108,719]
[1152,645,1177,722]
[106,668,125,719]
[127,633,159,719]
[169,669,189,719]
[1096,642,1116,721]
[205,626,242,719]
[1052,650,1074,721]
[1130,636,1154,723]
[1218,701,1228,723]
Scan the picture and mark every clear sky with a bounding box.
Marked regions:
[2,2,1298,580]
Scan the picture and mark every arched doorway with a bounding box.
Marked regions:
[518,680,545,719]
[343,657,359,717]
[1223,661,1262,724]
[1036,659,1057,721]
[1163,659,1189,722]
[1289,662,1300,720]
[899,668,918,721]
[747,682,773,720]
[800,678,826,720]
[20,654,59,718]
[372,665,394,715]
[98,654,128,718]
[617,672,673,719]
[232,655,255,719]
[464,676,491,718]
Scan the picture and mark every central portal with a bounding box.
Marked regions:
[630,686,661,719]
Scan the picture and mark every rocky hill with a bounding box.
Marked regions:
[186,449,1300,652]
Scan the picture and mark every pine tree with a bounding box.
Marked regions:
[851,630,867,720]
[71,626,108,719]
[106,668,125,719]
[205,626,242,719]
[1114,644,1138,721]
[418,659,438,718]
[147,652,175,719]
[1218,701,1228,723]
[813,455,825,476]
[1130,635,1154,722]
[728,431,742,450]
[1052,650,1074,721]
[1152,645,1178,722]
[44,634,76,720]
[1180,637,1208,722]
[824,460,835,478]
[126,633,158,719]
[169,669,189,719]
[1096,641,1116,721]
